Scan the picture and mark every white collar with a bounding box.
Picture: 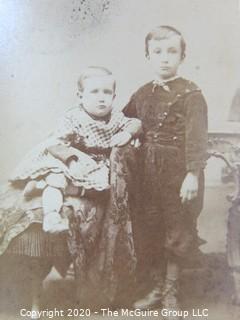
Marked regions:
[153,75,179,85]
[152,75,180,92]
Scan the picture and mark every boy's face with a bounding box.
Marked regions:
[147,35,183,80]
[81,75,115,117]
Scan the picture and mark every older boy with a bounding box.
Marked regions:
[124,26,208,316]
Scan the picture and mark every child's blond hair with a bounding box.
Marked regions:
[77,66,116,92]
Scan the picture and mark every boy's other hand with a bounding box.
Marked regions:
[110,131,132,147]
[180,172,199,203]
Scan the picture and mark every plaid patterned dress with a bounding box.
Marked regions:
[10,106,137,191]
[0,107,138,300]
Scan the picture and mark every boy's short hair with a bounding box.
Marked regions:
[77,66,116,92]
[145,25,186,59]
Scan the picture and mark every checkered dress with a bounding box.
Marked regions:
[10,107,138,191]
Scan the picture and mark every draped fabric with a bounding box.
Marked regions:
[68,146,137,302]
[0,145,137,302]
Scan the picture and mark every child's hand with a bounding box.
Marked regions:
[130,138,141,148]
[110,132,132,147]
[180,172,199,203]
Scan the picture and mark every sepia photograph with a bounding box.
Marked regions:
[1,1,240,319]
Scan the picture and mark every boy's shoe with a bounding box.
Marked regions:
[162,279,182,320]
[43,211,69,233]
[133,280,164,310]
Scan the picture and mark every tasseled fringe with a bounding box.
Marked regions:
[6,224,69,257]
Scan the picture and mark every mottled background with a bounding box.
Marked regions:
[1,1,240,319]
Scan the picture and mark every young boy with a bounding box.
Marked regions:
[0,66,141,313]
[124,26,208,315]
[9,66,142,234]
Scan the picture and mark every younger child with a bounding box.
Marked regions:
[8,66,141,234]
[0,66,141,313]
[124,26,208,317]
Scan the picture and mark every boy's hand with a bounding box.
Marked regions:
[110,131,132,147]
[180,172,199,203]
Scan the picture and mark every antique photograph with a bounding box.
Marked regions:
[1,1,240,319]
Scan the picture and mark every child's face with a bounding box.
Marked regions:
[147,35,183,80]
[81,76,115,118]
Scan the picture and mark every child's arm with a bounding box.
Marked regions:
[47,144,80,164]
[110,117,142,147]
[124,118,142,138]
[180,91,208,203]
